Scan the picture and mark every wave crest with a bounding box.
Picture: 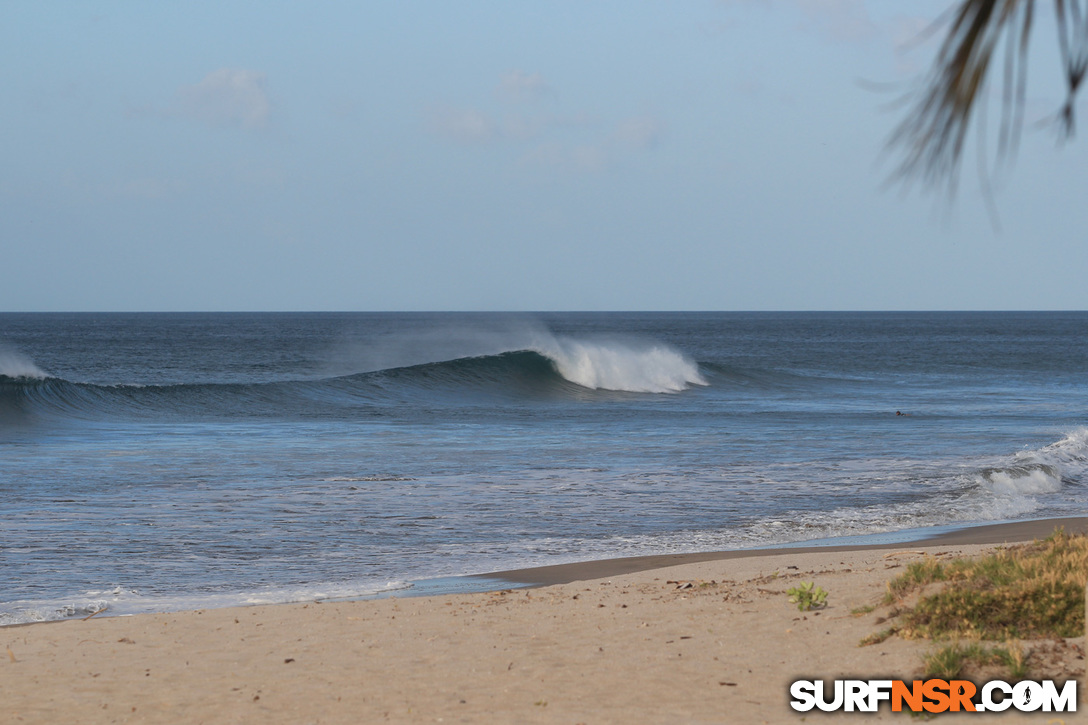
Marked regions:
[980,464,1063,495]
[0,350,47,381]
[330,324,706,395]
[971,428,1088,500]
[533,338,706,393]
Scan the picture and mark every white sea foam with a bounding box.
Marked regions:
[0,581,414,627]
[0,592,118,627]
[982,466,1063,495]
[532,336,707,393]
[0,349,47,380]
[601,432,1088,554]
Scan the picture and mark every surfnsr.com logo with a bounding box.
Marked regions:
[790,678,1077,713]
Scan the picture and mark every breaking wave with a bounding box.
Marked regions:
[979,428,1088,496]
[0,335,706,423]
[0,350,47,381]
[661,430,1088,552]
[531,337,706,393]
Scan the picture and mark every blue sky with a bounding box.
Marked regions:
[3,1,1086,311]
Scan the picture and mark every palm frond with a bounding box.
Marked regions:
[892,0,1088,193]
[1054,0,1088,132]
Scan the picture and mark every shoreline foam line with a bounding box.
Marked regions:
[6,517,1087,627]
[472,516,1088,587]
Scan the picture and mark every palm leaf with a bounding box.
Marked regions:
[892,0,1087,192]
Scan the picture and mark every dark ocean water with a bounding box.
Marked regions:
[2,312,1086,624]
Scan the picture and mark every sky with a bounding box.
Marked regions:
[3,1,1087,312]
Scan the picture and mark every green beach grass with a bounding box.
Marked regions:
[868,529,1088,679]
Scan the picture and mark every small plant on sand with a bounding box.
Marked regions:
[787,581,828,611]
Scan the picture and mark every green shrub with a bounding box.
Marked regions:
[787,581,828,611]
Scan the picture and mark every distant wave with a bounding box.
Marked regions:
[0,338,707,423]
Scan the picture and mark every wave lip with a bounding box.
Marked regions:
[0,350,47,381]
[532,337,707,393]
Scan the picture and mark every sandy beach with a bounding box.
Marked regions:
[3,518,1086,724]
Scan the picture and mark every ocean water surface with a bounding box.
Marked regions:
[1,312,1086,624]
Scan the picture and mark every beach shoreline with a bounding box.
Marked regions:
[3,516,1084,723]
[475,515,1088,588]
[6,516,1088,625]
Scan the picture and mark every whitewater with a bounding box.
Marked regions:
[1,311,1086,625]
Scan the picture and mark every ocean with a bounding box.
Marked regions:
[1,311,1086,625]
